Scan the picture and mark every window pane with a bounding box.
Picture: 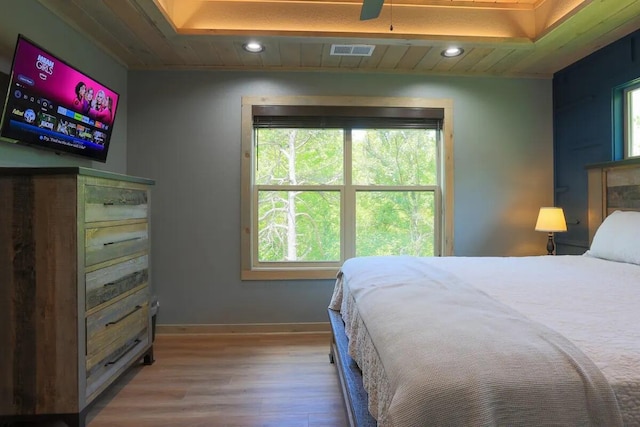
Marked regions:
[352,129,437,185]
[255,128,343,185]
[629,88,640,158]
[356,191,435,257]
[258,190,340,262]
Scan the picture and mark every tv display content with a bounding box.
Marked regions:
[0,35,119,162]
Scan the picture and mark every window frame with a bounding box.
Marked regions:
[241,96,454,280]
[624,82,640,159]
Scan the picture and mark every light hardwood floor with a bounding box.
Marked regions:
[86,333,348,427]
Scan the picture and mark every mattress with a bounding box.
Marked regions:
[329,254,640,426]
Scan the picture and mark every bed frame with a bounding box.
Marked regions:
[328,159,640,427]
[328,308,376,427]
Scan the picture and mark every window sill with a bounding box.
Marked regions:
[241,268,339,281]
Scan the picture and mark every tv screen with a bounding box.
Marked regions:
[0,35,119,162]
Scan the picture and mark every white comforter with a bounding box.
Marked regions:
[330,255,640,426]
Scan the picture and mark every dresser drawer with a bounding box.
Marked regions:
[86,287,149,372]
[85,330,149,399]
[85,222,148,266]
[85,184,148,223]
[86,255,149,310]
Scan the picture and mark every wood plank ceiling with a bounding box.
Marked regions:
[35,0,640,77]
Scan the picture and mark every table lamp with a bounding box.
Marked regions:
[535,207,567,255]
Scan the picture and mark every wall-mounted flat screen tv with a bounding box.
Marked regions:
[0,35,119,162]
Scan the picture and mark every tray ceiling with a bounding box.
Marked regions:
[36,0,640,77]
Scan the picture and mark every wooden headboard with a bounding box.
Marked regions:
[587,159,640,243]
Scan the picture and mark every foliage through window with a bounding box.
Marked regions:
[241,97,453,280]
[625,84,640,158]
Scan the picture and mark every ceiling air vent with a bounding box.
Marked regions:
[330,44,375,56]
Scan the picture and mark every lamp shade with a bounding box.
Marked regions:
[535,207,567,232]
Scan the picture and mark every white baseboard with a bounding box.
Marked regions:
[156,322,331,335]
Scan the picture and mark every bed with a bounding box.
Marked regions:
[327,160,640,427]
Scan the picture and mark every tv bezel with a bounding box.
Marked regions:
[0,34,120,163]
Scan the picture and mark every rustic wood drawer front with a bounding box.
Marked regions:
[85,222,148,266]
[85,185,148,222]
[86,288,150,372]
[85,330,149,399]
[86,255,149,310]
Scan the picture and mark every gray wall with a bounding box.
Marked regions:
[127,70,554,325]
[0,0,128,172]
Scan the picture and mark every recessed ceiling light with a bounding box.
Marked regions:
[243,42,264,53]
[441,47,464,58]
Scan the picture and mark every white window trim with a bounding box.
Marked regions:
[240,95,454,280]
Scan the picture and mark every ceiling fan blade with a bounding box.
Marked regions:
[360,0,384,20]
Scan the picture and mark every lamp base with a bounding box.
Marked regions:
[546,232,555,255]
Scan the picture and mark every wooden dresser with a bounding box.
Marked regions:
[0,167,155,427]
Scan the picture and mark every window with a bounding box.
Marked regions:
[241,96,453,280]
[625,84,640,158]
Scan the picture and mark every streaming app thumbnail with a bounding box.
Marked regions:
[76,123,94,142]
[56,119,77,137]
[93,130,106,146]
[37,111,57,131]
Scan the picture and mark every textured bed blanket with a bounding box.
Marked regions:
[332,255,623,427]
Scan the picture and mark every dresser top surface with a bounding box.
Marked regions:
[0,167,155,185]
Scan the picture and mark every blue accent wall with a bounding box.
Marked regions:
[553,29,640,254]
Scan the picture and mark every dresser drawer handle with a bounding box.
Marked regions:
[103,202,136,206]
[105,339,142,366]
[106,305,143,327]
[103,237,142,246]
[103,200,145,207]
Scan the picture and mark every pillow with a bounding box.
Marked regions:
[588,210,640,264]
